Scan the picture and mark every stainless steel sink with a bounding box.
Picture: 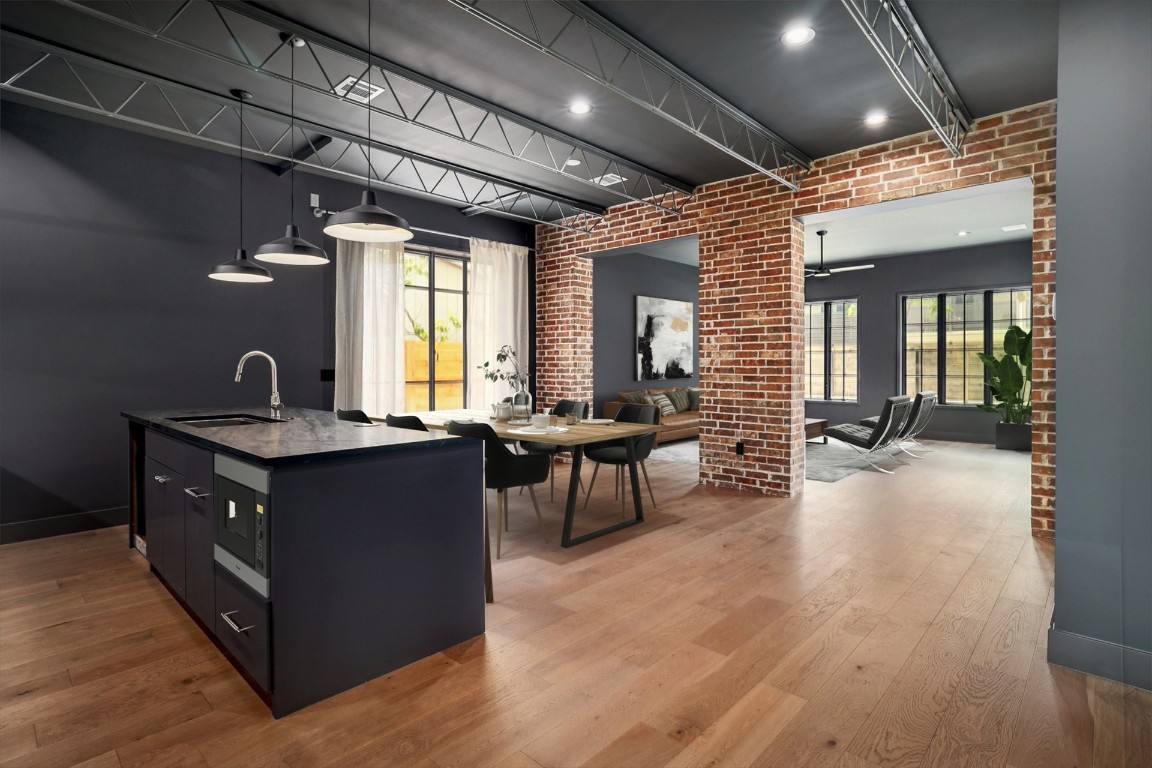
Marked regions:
[169,414,285,428]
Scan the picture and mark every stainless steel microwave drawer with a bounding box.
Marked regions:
[214,565,271,692]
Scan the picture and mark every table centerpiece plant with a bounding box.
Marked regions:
[478,344,532,418]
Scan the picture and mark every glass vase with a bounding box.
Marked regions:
[511,389,533,420]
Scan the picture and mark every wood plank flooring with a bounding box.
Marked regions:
[2,441,1149,768]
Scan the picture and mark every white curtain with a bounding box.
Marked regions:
[467,238,530,409]
[334,240,407,417]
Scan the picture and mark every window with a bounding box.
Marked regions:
[902,287,1031,405]
[403,247,468,410]
[805,298,858,401]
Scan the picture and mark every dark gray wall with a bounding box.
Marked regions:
[804,241,1032,442]
[592,254,699,416]
[0,101,531,543]
[1050,0,1152,690]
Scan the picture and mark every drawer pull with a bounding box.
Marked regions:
[220,610,255,634]
[153,475,169,485]
[183,487,211,499]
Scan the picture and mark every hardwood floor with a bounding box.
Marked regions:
[1,442,1149,768]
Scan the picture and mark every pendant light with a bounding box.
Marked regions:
[323,1,413,244]
[211,90,273,283]
[255,35,330,265]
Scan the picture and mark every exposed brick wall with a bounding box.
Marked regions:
[536,101,1057,536]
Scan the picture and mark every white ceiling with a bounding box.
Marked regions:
[593,177,1034,267]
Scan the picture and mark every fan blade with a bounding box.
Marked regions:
[829,264,875,273]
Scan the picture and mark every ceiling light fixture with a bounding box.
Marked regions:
[958,230,970,237]
[210,90,273,283]
[1001,223,1029,232]
[864,110,888,127]
[781,25,815,47]
[324,2,413,244]
[564,158,582,167]
[255,35,329,266]
[568,99,592,115]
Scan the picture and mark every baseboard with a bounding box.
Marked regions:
[1048,627,1152,691]
[0,506,128,544]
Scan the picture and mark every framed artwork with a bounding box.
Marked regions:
[636,295,694,380]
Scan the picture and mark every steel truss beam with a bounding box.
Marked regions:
[840,0,972,157]
[447,0,812,191]
[47,0,692,216]
[0,32,606,233]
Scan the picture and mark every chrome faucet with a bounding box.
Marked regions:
[235,351,282,418]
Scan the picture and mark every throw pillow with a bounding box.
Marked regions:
[686,387,700,410]
[620,390,653,405]
[650,392,676,417]
[666,387,690,412]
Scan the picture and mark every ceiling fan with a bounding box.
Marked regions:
[805,229,875,279]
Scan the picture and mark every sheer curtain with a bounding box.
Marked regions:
[334,240,407,416]
[467,238,530,409]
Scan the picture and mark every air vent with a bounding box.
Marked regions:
[334,75,385,104]
[590,173,627,187]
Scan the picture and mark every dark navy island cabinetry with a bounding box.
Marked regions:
[123,407,484,717]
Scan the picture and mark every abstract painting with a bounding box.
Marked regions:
[636,295,694,380]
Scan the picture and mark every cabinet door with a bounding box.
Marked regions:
[182,445,215,627]
[144,456,185,597]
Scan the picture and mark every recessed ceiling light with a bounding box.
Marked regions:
[1001,223,1029,232]
[864,110,888,127]
[564,158,582,167]
[568,100,592,115]
[781,26,815,47]
[958,230,970,237]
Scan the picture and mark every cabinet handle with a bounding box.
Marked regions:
[220,610,255,634]
[153,475,169,485]
[183,487,211,499]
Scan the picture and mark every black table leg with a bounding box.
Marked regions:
[560,437,645,547]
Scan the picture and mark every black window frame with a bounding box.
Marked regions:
[901,286,1032,407]
[402,245,470,410]
[804,297,859,403]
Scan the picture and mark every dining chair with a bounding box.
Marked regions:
[336,408,373,424]
[519,399,588,500]
[582,403,659,514]
[384,413,429,432]
[447,421,550,558]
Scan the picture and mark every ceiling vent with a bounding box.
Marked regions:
[334,75,385,104]
[591,173,627,187]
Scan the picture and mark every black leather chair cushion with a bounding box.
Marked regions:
[448,421,550,490]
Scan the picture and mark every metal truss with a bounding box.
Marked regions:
[47,0,692,216]
[447,0,812,192]
[0,32,606,233]
[840,0,972,157]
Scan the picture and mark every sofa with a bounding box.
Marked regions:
[602,387,699,446]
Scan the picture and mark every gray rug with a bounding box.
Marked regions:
[646,438,889,483]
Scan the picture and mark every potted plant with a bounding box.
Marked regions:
[978,325,1032,451]
[478,344,531,418]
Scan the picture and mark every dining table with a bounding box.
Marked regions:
[403,409,661,548]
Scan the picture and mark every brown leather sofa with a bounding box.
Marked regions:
[602,387,698,446]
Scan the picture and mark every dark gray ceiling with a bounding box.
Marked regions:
[0,1,1058,227]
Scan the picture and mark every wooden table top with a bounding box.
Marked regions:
[403,409,659,447]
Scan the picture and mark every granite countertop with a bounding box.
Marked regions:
[122,406,462,466]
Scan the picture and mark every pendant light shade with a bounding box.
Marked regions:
[254,34,329,266]
[323,190,414,242]
[255,225,330,264]
[210,249,273,282]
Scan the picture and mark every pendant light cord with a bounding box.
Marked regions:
[366,0,373,190]
[238,93,244,247]
[289,38,296,227]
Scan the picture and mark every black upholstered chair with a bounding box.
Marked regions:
[583,403,659,513]
[336,408,374,424]
[824,395,913,474]
[385,413,429,432]
[519,399,588,500]
[448,421,550,558]
[859,391,937,457]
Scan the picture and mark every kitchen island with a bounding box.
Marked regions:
[122,407,484,717]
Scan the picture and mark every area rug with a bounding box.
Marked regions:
[647,438,891,483]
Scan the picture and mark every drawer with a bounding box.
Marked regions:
[146,430,187,472]
[214,566,271,692]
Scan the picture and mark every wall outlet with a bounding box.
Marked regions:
[735,441,745,456]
